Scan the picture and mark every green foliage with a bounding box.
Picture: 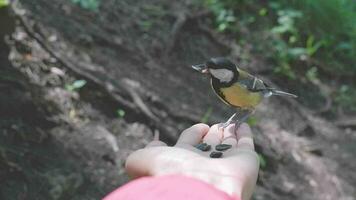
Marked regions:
[247,116,258,126]
[204,0,356,110]
[205,0,355,74]
[46,172,83,200]
[201,107,213,123]
[138,5,166,33]
[116,109,126,118]
[138,20,153,32]
[71,0,99,11]
[305,66,318,82]
[258,8,267,16]
[273,62,296,80]
[142,5,166,18]
[278,0,356,75]
[65,80,87,91]
[204,0,236,32]
[271,9,302,35]
[335,85,356,111]
[258,153,267,168]
[0,0,9,8]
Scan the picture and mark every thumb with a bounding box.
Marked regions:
[146,130,167,147]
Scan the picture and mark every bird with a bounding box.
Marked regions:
[192,57,297,129]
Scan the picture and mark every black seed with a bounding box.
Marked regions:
[203,144,211,151]
[215,144,232,151]
[195,143,211,151]
[195,143,205,150]
[210,151,223,158]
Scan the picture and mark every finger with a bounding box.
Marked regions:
[236,123,254,150]
[221,124,238,147]
[202,124,223,146]
[176,123,210,146]
[125,147,162,178]
[146,140,167,147]
[146,131,167,147]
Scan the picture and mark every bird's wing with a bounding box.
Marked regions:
[238,70,268,92]
[237,68,297,97]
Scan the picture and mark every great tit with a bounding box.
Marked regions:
[192,57,297,128]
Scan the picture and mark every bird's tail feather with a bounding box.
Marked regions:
[271,89,297,98]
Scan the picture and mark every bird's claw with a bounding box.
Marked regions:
[218,121,231,129]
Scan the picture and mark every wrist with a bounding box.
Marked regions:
[157,173,243,200]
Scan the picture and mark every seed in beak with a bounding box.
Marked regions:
[201,69,209,74]
[191,63,208,73]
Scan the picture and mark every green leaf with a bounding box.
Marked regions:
[247,116,258,126]
[305,66,318,82]
[218,23,228,32]
[0,0,9,8]
[336,42,352,51]
[306,35,324,56]
[259,8,267,16]
[116,109,125,118]
[138,20,153,31]
[65,79,87,91]
[72,80,87,89]
[287,47,307,58]
[201,107,213,124]
[258,154,267,168]
[70,0,99,11]
[273,63,296,80]
[289,36,297,44]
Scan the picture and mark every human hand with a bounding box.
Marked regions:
[125,123,259,200]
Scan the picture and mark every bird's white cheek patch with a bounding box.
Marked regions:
[210,69,234,83]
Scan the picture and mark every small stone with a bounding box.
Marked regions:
[215,144,232,151]
[210,151,223,158]
[195,143,211,151]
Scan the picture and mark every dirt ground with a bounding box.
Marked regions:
[1,0,356,199]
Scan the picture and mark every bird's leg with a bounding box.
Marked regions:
[219,112,239,129]
[234,110,252,132]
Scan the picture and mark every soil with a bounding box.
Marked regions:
[1,1,356,200]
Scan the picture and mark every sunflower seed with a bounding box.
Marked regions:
[195,143,211,151]
[210,151,223,158]
[215,144,232,151]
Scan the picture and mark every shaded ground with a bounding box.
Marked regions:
[1,1,356,199]
[1,6,151,199]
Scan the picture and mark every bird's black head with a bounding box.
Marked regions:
[205,57,237,72]
[192,57,239,85]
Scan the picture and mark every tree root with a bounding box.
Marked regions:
[165,10,211,55]
[10,3,184,141]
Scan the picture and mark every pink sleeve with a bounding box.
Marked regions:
[103,175,239,200]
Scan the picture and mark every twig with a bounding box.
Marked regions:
[165,12,187,55]
[196,23,232,50]
[335,118,356,128]
[10,2,193,142]
[309,79,334,114]
[121,79,160,122]
[11,3,152,122]
[165,10,212,54]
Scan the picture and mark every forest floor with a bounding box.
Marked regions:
[1,1,356,200]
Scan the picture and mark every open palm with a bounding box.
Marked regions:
[126,123,259,200]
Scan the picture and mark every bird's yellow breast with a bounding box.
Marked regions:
[219,84,262,109]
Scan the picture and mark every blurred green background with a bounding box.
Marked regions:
[203,0,356,112]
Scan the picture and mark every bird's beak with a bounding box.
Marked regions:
[191,63,209,74]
